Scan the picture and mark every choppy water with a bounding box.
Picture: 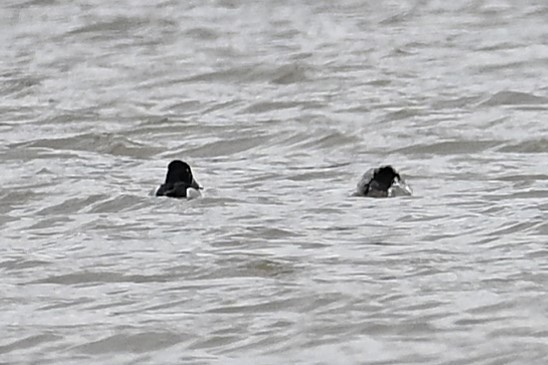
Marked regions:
[2,1,548,364]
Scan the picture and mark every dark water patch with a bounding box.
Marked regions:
[74,331,185,354]
[0,190,43,210]
[533,222,548,236]
[473,42,523,52]
[0,75,42,96]
[475,60,530,73]
[179,135,270,158]
[184,26,219,41]
[365,78,392,87]
[479,91,548,107]
[200,258,298,280]
[379,10,416,25]
[126,117,203,137]
[200,99,243,115]
[493,174,548,182]
[380,107,426,122]
[286,169,341,182]
[9,133,163,157]
[497,138,548,153]
[35,194,107,216]
[483,221,540,237]
[28,271,173,285]
[430,96,482,109]
[188,335,242,351]
[36,111,101,125]
[10,0,58,7]
[180,62,312,85]
[270,63,310,85]
[241,100,308,114]
[26,215,74,230]
[88,195,150,214]
[1,147,79,161]
[290,130,360,151]
[0,259,51,271]
[39,297,93,311]
[205,297,304,314]
[0,334,62,355]
[394,140,501,155]
[67,17,150,37]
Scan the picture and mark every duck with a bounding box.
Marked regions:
[355,165,412,197]
[156,160,202,198]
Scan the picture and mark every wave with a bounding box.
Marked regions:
[479,91,548,107]
[10,133,163,157]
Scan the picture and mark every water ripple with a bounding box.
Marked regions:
[2,1,548,364]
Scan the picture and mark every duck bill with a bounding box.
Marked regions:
[390,179,413,196]
[191,178,202,190]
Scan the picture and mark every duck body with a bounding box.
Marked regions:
[156,160,202,199]
[356,165,411,198]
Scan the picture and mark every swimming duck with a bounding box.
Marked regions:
[356,165,412,197]
[156,160,202,198]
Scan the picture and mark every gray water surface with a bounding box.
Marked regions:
[1,1,548,364]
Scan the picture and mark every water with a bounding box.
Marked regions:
[1,1,548,364]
